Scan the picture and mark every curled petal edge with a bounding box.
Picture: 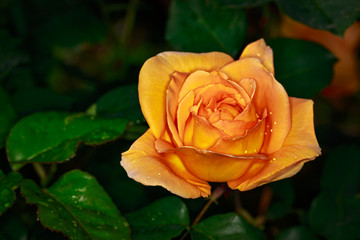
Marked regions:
[121,130,211,198]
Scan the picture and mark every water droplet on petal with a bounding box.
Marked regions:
[146,176,150,180]
[244,150,248,154]
[274,121,277,125]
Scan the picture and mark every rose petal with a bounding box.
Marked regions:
[210,115,267,155]
[221,58,291,154]
[166,72,188,146]
[240,38,274,74]
[211,101,258,137]
[194,83,238,105]
[228,97,321,191]
[191,114,227,149]
[121,129,211,198]
[178,70,230,102]
[156,141,268,182]
[177,90,195,141]
[139,52,233,138]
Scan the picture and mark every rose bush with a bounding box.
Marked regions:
[121,39,321,198]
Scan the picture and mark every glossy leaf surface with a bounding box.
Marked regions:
[126,196,189,240]
[7,112,127,170]
[20,170,131,240]
[191,213,265,240]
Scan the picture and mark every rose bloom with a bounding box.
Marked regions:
[121,39,321,198]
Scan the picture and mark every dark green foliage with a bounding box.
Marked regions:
[0,87,17,148]
[191,213,266,240]
[7,112,128,170]
[166,0,247,57]
[96,85,143,121]
[0,170,22,215]
[126,197,190,240]
[276,0,360,35]
[308,145,360,240]
[276,226,319,240]
[268,38,336,98]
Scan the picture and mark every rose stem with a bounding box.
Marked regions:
[234,191,258,227]
[191,184,226,227]
[255,186,273,226]
[32,163,47,187]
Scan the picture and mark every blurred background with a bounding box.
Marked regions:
[0,0,360,239]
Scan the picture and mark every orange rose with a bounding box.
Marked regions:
[121,39,321,198]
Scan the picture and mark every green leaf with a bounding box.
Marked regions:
[7,112,128,170]
[126,196,189,240]
[268,38,336,98]
[276,226,319,240]
[191,213,265,240]
[276,0,360,35]
[96,85,144,121]
[20,170,131,240]
[267,180,295,220]
[0,87,17,148]
[0,170,23,215]
[166,0,247,57]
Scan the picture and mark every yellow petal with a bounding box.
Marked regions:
[121,129,211,198]
[166,72,188,147]
[191,114,226,149]
[194,83,238,105]
[228,97,321,191]
[221,58,291,154]
[139,52,233,139]
[177,90,195,141]
[173,147,267,182]
[240,39,274,74]
[211,101,258,137]
[210,116,266,155]
[179,70,230,102]
[156,140,268,182]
